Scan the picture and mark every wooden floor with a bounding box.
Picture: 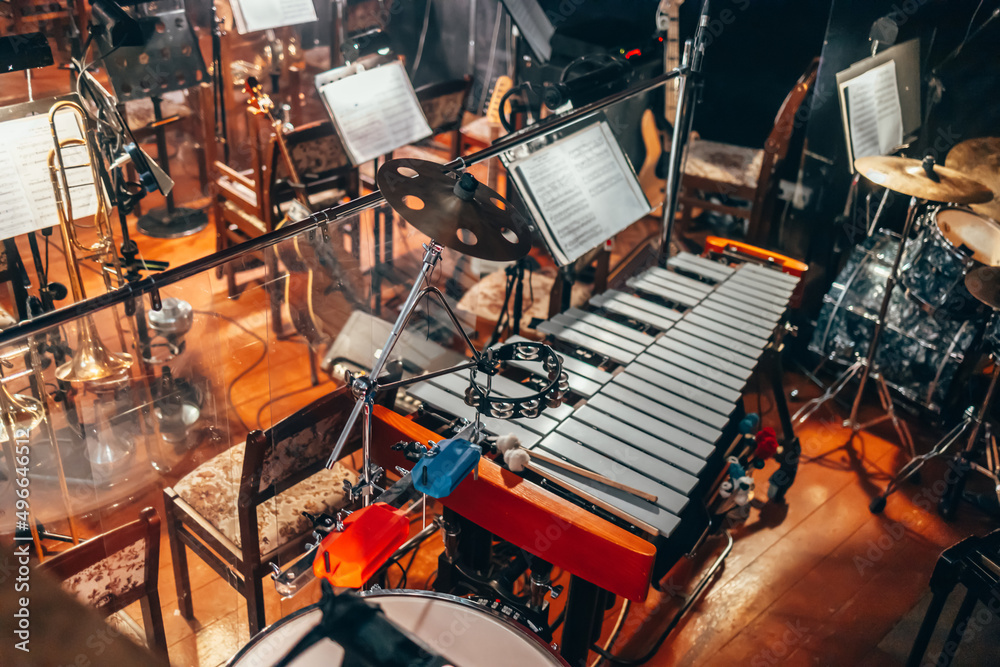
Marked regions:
[3,65,998,667]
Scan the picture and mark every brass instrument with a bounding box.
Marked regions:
[0,383,43,443]
[47,100,133,388]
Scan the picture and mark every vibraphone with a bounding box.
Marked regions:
[408,252,800,550]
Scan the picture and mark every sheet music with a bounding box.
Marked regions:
[511,122,650,265]
[318,62,432,165]
[0,111,97,241]
[842,61,903,162]
[230,0,317,34]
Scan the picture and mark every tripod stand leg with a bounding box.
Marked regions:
[871,419,969,514]
[793,359,863,424]
[941,360,1000,519]
[939,455,970,520]
[875,373,915,458]
[988,426,1000,510]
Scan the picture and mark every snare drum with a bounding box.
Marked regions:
[227,590,569,667]
[902,207,1000,318]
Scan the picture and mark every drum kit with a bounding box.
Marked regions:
[795,145,1000,448]
[796,139,1000,514]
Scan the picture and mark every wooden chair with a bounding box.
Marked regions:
[412,76,473,160]
[162,386,361,636]
[10,0,76,57]
[679,59,819,244]
[39,507,167,656]
[212,114,359,300]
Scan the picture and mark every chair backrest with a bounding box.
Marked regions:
[415,76,473,135]
[242,385,359,502]
[762,59,820,164]
[272,119,353,180]
[746,59,819,243]
[39,507,164,652]
[40,507,161,614]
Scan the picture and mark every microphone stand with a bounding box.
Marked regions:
[211,0,229,162]
[659,0,711,261]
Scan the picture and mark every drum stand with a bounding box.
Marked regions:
[325,241,485,505]
[870,346,1000,516]
[794,196,919,458]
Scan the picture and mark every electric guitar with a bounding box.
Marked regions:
[485,75,513,194]
[447,76,513,299]
[638,0,684,215]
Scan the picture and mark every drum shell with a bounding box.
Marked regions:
[809,231,983,413]
[227,589,569,667]
[900,207,991,319]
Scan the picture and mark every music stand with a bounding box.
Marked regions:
[91,1,210,238]
[497,0,554,64]
[501,114,650,267]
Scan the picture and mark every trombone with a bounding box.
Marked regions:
[47,100,133,388]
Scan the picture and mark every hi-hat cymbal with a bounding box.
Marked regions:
[854,155,994,205]
[965,266,1000,310]
[946,137,1000,221]
[377,159,532,262]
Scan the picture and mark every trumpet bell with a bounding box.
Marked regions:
[0,386,44,442]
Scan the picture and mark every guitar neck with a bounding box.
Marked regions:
[664,7,681,122]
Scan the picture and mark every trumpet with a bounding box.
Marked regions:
[47,100,133,389]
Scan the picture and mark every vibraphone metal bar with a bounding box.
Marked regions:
[409,252,801,541]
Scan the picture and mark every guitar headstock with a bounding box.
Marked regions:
[486,75,513,127]
[243,76,275,119]
[656,0,685,30]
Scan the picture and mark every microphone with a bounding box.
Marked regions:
[542,60,630,110]
[869,16,899,55]
[112,143,175,196]
[691,0,711,72]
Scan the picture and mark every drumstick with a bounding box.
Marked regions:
[495,435,658,503]
[510,455,659,536]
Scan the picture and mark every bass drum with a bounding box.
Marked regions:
[809,231,983,413]
[227,590,569,667]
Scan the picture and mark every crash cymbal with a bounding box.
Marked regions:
[377,159,532,262]
[854,155,994,205]
[946,137,1000,221]
[965,266,1000,310]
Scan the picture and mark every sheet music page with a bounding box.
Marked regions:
[843,61,903,161]
[0,111,96,241]
[230,0,317,34]
[511,122,650,265]
[319,62,432,165]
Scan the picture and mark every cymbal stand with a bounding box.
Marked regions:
[870,354,999,514]
[325,241,485,505]
[794,195,919,457]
